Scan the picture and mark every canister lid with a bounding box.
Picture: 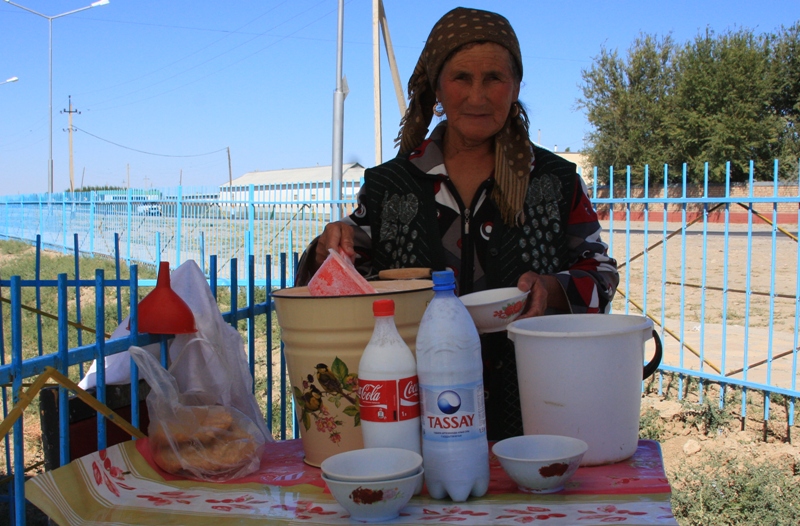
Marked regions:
[372,299,395,316]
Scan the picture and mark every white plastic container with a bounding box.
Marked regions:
[507,314,662,466]
[416,271,489,502]
[358,299,421,455]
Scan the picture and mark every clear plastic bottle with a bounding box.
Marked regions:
[416,270,489,502]
[358,299,421,455]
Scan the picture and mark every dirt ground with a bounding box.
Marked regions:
[607,218,800,489]
[642,386,800,483]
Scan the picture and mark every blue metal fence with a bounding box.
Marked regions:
[0,181,361,288]
[0,159,799,524]
[0,247,292,524]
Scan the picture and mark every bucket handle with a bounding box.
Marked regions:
[643,330,663,380]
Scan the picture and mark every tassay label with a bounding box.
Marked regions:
[358,376,420,422]
[419,380,486,441]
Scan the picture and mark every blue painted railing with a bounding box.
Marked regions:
[1,159,800,524]
[0,249,291,525]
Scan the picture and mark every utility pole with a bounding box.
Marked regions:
[62,95,79,192]
[227,146,233,188]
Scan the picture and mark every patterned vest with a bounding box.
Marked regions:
[363,146,578,289]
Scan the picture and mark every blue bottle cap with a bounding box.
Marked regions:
[432,270,455,291]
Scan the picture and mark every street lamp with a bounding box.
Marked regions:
[0,76,19,85]
[4,0,110,194]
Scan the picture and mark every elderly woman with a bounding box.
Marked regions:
[297,7,618,440]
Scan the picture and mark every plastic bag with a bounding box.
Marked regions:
[130,345,266,481]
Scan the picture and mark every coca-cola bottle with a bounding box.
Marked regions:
[358,299,421,454]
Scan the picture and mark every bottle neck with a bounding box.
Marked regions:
[374,315,396,326]
[434,287,455,298]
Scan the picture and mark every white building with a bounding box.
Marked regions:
[219,163,365,202]
[216,163,365,220]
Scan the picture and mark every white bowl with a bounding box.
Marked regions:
[321,448,423,482]
[459,287,529,333]
[321,470,423,523]
[492,435,588,494]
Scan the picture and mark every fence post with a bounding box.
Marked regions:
[10,276,26,525]
[176,186,183,265]
[62,196,67,254]
[200,231,205,275]
[95,269,108,451]
[248,184,255,241]
[38,192,43,239]
[57,273,70,467]
[90,191,96,254]
[126,188,133,265]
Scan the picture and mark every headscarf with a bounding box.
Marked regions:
[396,7,532,225]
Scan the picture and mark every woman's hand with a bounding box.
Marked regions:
[313,221,356,270]
[516,272,568,318]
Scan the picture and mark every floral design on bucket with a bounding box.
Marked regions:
[292,357,360,444]
[493,299,525,320]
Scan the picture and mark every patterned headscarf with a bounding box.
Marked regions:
[396,7,532,225]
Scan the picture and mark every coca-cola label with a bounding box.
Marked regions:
[398,376,420,420]
[358,376,420,422]
[419,380,486,442]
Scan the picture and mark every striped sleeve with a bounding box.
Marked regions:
[553,176,619,313]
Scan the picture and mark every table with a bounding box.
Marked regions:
[26,439,677,525]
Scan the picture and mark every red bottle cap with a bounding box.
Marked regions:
[373,299,395,317]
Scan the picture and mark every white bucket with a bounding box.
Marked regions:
[507,314,662,466]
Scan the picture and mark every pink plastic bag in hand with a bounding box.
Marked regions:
[308,248,377,296]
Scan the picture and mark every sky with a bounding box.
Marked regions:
[1,0,799,195]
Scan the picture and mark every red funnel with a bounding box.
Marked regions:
[137,262,197,334]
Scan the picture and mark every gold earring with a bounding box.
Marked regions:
[511,102,520,117]
[433,101,445,117]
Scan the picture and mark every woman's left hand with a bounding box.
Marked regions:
[516,272,568,318]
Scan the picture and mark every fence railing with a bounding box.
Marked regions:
[1,159,799,524]
[0,181,362,288]
[0,250,291,524]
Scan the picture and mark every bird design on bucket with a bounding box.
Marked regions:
[292,357,360,444]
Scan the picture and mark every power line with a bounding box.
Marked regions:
[72,126,227,158]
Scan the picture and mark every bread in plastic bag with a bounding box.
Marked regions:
[129,345,266,481]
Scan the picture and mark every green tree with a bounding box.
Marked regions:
[669,28,776,182]
[579,25,800,183]
[767,22,800,177]
[578,34,677,184]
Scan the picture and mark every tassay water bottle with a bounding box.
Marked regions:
[416,270,489,502]
[358,299,421,454]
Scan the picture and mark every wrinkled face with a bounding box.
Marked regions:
[435,42,520,149]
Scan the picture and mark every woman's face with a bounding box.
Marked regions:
[435,42,520,150]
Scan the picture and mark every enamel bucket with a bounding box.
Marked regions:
[507,314,662,466]
[272,280,433,466]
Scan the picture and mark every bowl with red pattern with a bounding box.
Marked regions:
[492,435,588,494]
[321,469,423,522]
[459,287,529,333]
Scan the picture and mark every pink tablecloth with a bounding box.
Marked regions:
[27,439,677,525]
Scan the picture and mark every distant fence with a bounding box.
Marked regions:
[0,180,362,287]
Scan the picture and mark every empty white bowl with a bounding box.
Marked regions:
[492,435,588,494]
[321,447,423,482]
[321,470,423,522]
[459,287,529,333]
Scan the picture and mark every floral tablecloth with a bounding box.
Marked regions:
[26,439,677,525]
